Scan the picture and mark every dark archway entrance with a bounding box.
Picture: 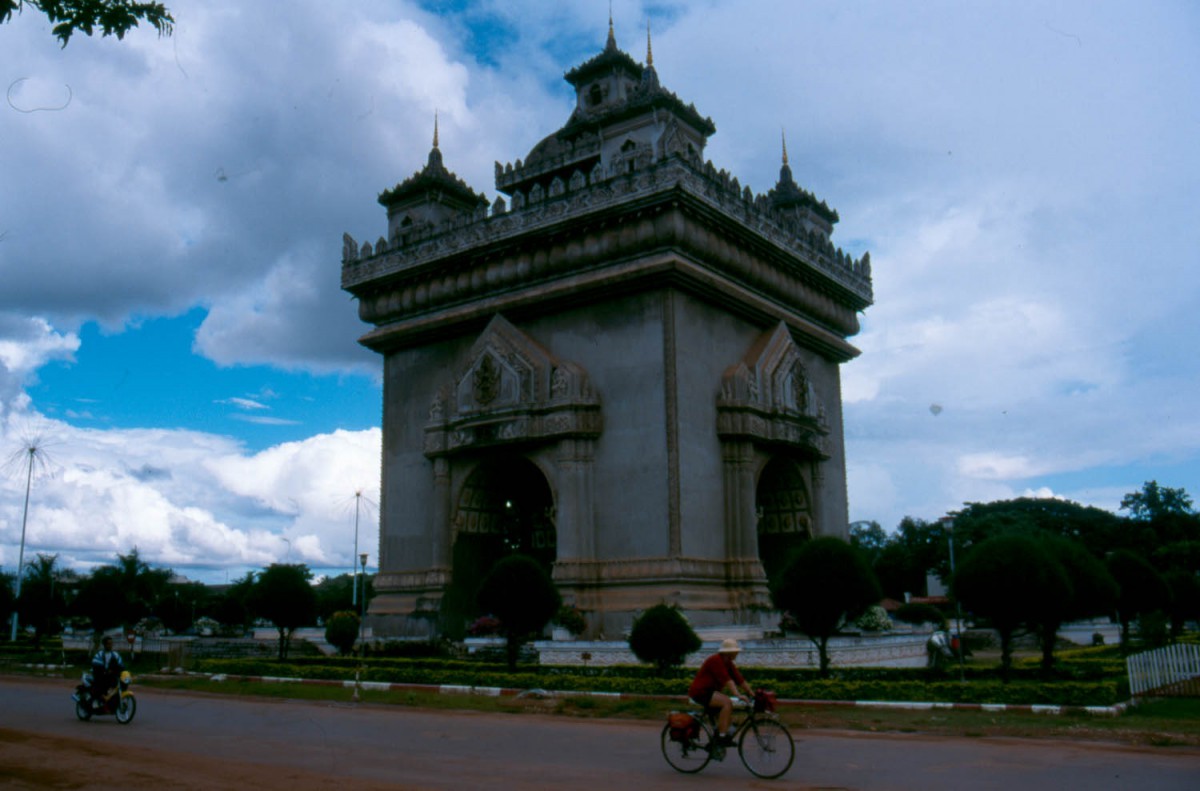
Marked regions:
[756,457,813,585]
[444,456,555,632]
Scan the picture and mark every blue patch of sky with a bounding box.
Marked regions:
[28,308,381,452]
[1016,461,1197,506]
[416,0,681,88]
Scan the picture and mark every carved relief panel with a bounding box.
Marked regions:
[424,314,602,457]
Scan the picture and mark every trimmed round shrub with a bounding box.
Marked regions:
[628,604,701,674]
[324,610,361,656]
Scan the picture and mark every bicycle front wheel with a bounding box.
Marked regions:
[738,716,794,779]
[661,720,714,774]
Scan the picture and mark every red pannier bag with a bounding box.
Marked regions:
[753,689,777,713]
[668,712,699,742]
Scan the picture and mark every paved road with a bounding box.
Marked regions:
[1,677,1197,789]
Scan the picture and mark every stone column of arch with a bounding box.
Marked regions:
[717,321,834,604]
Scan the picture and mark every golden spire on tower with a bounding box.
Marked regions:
[782,128,789,167]
[647,20,653,67]
[433,111,439,149]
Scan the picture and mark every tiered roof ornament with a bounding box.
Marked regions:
[343,21,873,337]
[768,130,839,234]
[496,20,715,197]
[376,114,488,242]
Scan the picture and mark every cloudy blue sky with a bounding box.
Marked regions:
[2,0,1197,584]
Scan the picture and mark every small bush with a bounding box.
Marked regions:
[855,605,893,632]
[554,605,587,636]
[324,611,360,656]
[627,604,701,674]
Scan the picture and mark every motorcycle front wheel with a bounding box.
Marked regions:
[75,699,93,721]
[115,694,136,724]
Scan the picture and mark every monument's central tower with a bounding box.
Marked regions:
[341,28,872,637]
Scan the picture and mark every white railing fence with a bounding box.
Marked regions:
[1126,643,1200,697]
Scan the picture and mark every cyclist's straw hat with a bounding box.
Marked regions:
[718,638,741,654]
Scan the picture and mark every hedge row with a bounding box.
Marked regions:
[191,658,1127,706]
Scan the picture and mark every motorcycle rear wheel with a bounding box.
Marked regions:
[115,694,136,724]
[75,699,93,721]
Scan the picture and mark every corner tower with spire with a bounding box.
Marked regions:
[342,22,873,640]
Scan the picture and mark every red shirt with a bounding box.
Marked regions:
[688,652,746,700]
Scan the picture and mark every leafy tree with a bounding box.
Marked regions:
[1163,569,1200,639]
[1107,549,1171,654]
[1153,539,1200,577]
[952,497,1124,560]
[71,568,127,635]
[771,536,882,676]
[872,542,925,601]
[0,570,15,638]
[849,521,887,565]
[211,572,256,634]
[627,603,701,675]
[1031,536,1117,673]
[154,580,210,634]
[866,517,950,601]
[2,0,173,47]
[314,574,354,621]
[98,549,173,629]
[1120,481,1194,522]
[952,534,1070,681]
[324,610,361,656]
[15,554,69,648]
[314,573,373,622]
[475,554,560,670]
[249,564,317,661]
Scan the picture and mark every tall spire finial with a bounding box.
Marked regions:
[606,2,616,50]
[433,111,439,149]
[646,20,653,66]
[781,128,788,167]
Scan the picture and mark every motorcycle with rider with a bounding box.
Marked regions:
[73,634,137,724]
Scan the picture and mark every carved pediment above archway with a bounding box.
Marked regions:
[425,314,601,456]
[717,322,830,456]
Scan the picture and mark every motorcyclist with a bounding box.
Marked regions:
[90,635,124,704]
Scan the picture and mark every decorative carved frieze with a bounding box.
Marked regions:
[424,315,602,458]
[343,154,871,305]
[717,322,831,456]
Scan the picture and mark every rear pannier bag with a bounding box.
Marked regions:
[667,712,699,742]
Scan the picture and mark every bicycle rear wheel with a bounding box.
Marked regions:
[738,716,794,779]
[661,719,715,773]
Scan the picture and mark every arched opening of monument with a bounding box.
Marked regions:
[756,456,814,586]
[444,456,556,629]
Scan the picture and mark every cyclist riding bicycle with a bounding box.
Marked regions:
[688,638,754,746]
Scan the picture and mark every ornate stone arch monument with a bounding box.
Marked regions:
[341,26,873,637]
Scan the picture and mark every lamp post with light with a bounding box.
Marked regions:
[351,491,363,606]
[944,518,966,682]
[358,552,368,643]
[352,553,368,703]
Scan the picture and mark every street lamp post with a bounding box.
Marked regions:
[358,552,368,643]
[946,520,966,682]
[352,491,362,607]
[352,553,368,703]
